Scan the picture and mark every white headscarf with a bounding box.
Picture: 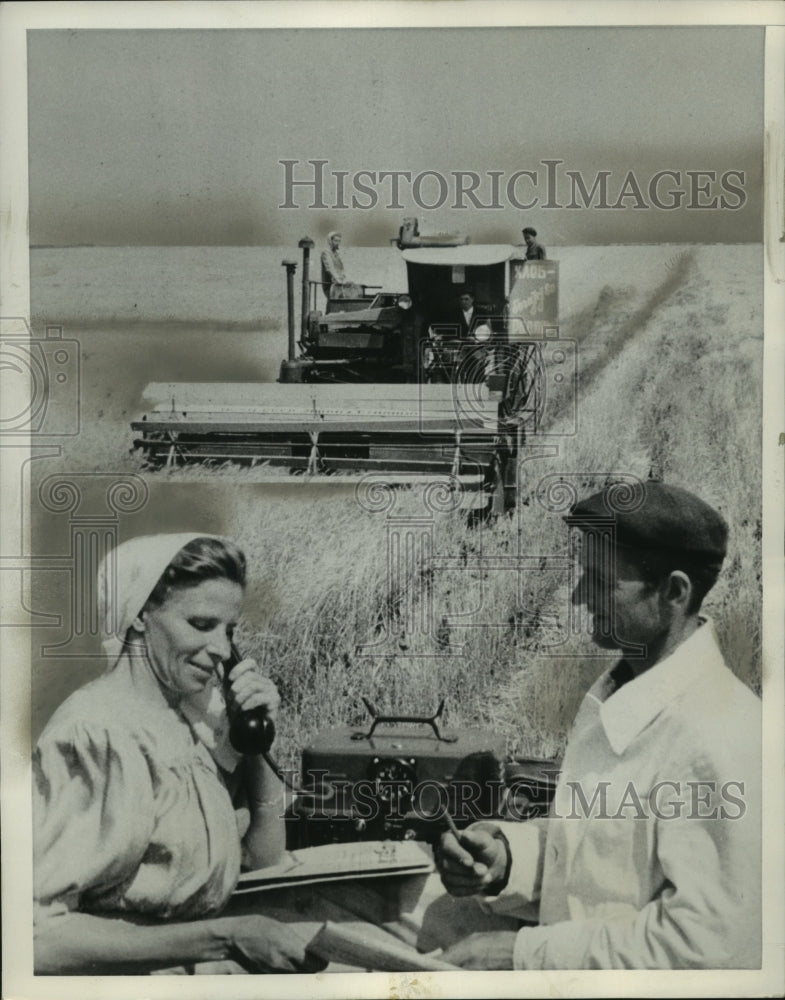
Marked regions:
[96,533,242,771]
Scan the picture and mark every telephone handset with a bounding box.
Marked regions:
[222,643,334,804]
[223,641,276,755]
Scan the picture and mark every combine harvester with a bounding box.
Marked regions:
[132,220,571,514]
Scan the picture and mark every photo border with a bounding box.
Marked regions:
[2,3,783,998]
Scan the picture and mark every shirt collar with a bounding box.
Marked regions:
[591,618,725,755]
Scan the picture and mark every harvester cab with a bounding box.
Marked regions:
[406,244,519,388]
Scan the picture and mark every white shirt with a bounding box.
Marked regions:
[485,620,761,969]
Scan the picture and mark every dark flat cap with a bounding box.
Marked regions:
[565,481,728,567]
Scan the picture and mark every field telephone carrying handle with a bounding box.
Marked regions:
[223,642,276,756]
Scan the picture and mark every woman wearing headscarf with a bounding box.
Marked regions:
[32,533,306,974]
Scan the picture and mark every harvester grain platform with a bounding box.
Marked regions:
[133,381,524,509]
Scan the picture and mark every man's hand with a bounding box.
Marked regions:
[442,930,517,969]
[435,824,509,897]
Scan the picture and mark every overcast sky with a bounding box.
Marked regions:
[27,27,763,246]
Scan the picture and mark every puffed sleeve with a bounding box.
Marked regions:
[33,721,156,914]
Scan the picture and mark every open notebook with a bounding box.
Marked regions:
[234,840,434,894]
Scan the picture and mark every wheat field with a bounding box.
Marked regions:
[29,245,763,766]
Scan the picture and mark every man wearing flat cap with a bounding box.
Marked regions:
[436,481,761,970]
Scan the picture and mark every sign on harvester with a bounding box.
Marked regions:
[508,259,559,340]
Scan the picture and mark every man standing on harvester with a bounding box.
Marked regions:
[520,226,546,260]
[321,231,348,300]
